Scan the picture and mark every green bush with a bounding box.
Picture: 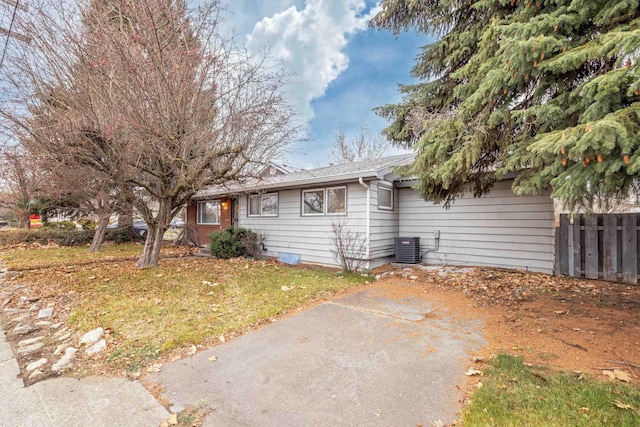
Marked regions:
[0,228,135,247]
[209,228,259,259]
[43,221,77,229]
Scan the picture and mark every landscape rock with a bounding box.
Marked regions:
[51,347,78,373]
[80,327,104,345]
[409,275,419,280]
[28,304,39,312]
[49,322,63,330]
[85,339,107,355]
[4,271,21,279]
[13,324,37,335]
[35,320,52,327]
[53,344,68,356]
[26,358,48,372]
[57,333,71,342]
[17,341,44,355]
[37,307,54,318]
[2,307,23,314]
[18,336,44,347]
[11,313,30,323]
[28,369,45,379]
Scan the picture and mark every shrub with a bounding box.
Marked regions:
[209,228,259,259]
[43,221,77,229]
[0,228,135,247]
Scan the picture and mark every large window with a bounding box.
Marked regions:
[378,185,393,210]
[248,193,278,217]
[197,201,221,225]
[327,186,346,214]
[302,186,346,216]
[302,189,324,215]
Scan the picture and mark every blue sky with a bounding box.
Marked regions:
[226,0,432,168]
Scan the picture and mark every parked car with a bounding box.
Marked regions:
[170,218,185,228]
[107,220,148,237]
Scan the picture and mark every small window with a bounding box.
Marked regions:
[326,186,346,215]
[197,201,221,225]
[378,185,393,210]
[302,189,324,215]
[248,193,278,217]
[248,195,260,217]
[261,193,278,216]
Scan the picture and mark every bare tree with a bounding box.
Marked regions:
[0,0,298,267]
[0,146,42,228]
[330,124,391,164]
[330,219,367,273]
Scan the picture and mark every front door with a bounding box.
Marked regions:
[231,198,239,229]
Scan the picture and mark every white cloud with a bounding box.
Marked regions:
[245,0,378,120]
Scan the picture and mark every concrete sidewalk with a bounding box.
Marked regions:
[0,324,168,427]
[149,287,486,426]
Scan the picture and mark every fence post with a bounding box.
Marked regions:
[603,215,617,282]
[622,214,637,285]
[584,215,599,279]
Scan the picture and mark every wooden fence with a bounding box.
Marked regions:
[555,213,638,284]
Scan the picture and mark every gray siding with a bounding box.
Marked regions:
[399,180,555,274]
[239,183,367,267]
[368,181,399,268]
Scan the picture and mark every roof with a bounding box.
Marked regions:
[194,153,415,199]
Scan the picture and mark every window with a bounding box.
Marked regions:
[302,186,347,216]
[326,186,346,214]
[248,193,278,217]
[261,193,279,216]
[248,195,260,217]
[197,201,220,225]
[302,189,324,215]
[378,185,393,210]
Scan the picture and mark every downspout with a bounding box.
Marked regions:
[358,177,371,265]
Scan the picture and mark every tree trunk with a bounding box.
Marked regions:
[118,203,136,240]
[136,199,171,268]
[89,215,110,253]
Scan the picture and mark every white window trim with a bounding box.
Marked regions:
[377,185,394,211]
[301,188,326,216]
[260,192,279,217]
[196,201,221,225]
[247,194,261,217]
[326,185,347,216]
[248,193,279,217]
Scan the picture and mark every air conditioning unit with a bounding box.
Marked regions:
[395,237,421,264]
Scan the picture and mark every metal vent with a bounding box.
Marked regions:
[395,237,421,264]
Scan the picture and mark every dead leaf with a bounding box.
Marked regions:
[208,356,218,362]
[578,407,590,414]
[614,369,631,383]
[613,400,636,410]
[146,363,163,373]
[167,413,178,425]
[554,310,565,315]
[465,368,482,376]
[187,345,197,356]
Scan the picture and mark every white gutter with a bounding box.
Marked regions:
[358,177,371,264]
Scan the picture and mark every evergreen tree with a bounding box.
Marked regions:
[371,0,640,209]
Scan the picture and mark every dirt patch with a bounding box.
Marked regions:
[374,266,640,383]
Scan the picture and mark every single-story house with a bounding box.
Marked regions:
[187,154,555,274]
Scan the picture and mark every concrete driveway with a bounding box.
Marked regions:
[148,285,486,426]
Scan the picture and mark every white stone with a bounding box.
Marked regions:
[18,336,44,347]
[53,344,68,356]
[79,327,104,345]
[49,322,63,330]
[35,321,52,327]
[28,369,44,379]
[85,339,107,355]
[57,333,71,342]
[13,324,37,335]
[17,342,44,355]
[37,308,53,318]
[51,347,78,373]
[26,358,48,372]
